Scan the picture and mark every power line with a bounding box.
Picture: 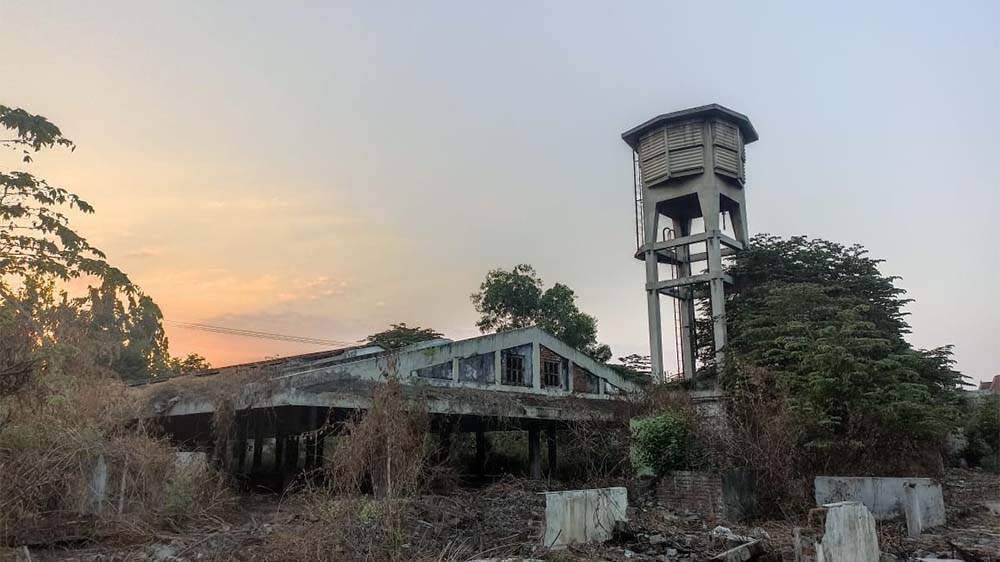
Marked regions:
[164,320,358,348]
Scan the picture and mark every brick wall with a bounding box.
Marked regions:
[656,471,726,521]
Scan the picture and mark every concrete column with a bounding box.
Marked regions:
[284,435,299,470]
[707,234,727,367]
[438,421,453,463]
[274,423,286,470]
[566,360,574,393]
[729,201,749,245]
[235,419,248,474]
[528,427,542,479]
[645,207,664,380]
[493,350,502,387]
[315,435,326,471]
[546,427,558,477]
[531,342,541,389]
[251,419,264,472]
[304,434,317,470]
[475,425,487,476]
[673,218,697,379]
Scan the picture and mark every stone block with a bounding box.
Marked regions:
[541,487,627,548]
[814,476,945,527]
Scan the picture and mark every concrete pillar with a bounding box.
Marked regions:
[251,419,264,472]
[531,341,542,389]
[673,218,697,378]
[285,436,299,470]
[235,419,248,474]
[528,427,542,480]
[475,425,487,476]
[274,425,286,470]
[644,207,664,380]
[707,235,728,367]
[304,434,317,470]
[438,422,453,463]
[546,427,558,477]
[315,435,326,471]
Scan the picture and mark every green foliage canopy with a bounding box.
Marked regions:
[470,264,612,362]
[631,414,698,475]
[364,323,443,350]
[0,105,182,383]
[716,235,963,443]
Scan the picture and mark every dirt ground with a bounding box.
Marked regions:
[3,469,998,562]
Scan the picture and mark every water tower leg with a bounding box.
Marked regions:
[673,218,697,379]
[644,207,664,380]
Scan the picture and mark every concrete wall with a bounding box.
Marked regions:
[814,476,945,527]
[541,487,628,548]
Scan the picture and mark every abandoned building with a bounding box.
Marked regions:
[134,326,640,486]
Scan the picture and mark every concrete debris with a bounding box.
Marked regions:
[710,539,764,561]
[814,476,945,528]
[541,487,628,548]
[794,502,880,562]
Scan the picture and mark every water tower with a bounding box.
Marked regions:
[622,104,758,379]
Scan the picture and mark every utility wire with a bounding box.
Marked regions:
[164,320,358,348]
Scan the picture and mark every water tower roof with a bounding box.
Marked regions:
[622,104,758,150]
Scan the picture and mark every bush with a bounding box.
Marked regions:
[630,414,698,476]
[964,395,1000,470]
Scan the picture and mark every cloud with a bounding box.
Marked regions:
[123,247,165,259]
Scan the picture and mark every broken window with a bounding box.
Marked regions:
[503,353,525,385]
[542,359,561,387]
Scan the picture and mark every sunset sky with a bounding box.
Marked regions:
[2,1,998,382]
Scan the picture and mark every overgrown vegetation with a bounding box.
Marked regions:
[963,394,1000,471]
[631,413,698,475]
[696,235,965,478]
[471,263,612,361]
[0,106,230,546]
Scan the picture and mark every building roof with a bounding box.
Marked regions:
[135,326,639,422]
[621,103,759,150]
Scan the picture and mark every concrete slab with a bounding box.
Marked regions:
[817,502,880,562]
[541,487,628,549]
[814,476,945,527]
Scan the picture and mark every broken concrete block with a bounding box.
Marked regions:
[903,483,923,538]
[814,476,945,527]
[817,502,880,562]
[794,502,880,562]
[540,487,628,549]
[83,455,108,514]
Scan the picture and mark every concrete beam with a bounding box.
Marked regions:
[647,272,733,292]
[640,230,744,254]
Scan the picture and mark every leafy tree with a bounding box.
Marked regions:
[471,264,612,361]
[365,323,443,350]
[963,395,1000,470]
[610,354,653,384]
[167,353,212,376]
[0,105,171,382]
[713,235,964,452]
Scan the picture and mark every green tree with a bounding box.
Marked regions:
[610,354,653,384]
[964,395,1000,470]
[714,235,963,449]
[365,323,443,350]
[471,264,612,361]
[1,105,171,382]
[631,414,698,475]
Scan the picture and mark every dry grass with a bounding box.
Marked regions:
[0,353,235,547]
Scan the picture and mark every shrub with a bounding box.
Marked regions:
[630,413,698,476]
[964,395,1000,471]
